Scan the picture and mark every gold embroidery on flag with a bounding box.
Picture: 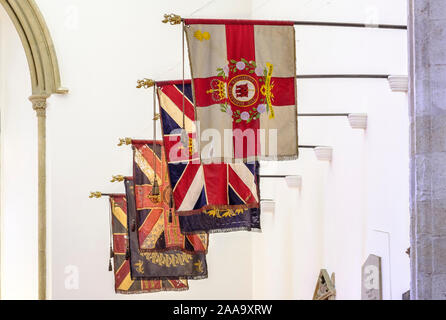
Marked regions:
[211,58,275,123]
[135,260,144,274]
[260,62,275,119]
[142,252,194,268]
[205,208,244,218]
[188,137,195,156]
[194,30,210,41]
[194,260,204,273]
[207,79,227,100]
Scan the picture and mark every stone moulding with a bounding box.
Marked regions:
[314,146,333,162]
[348,113,368,129]
[387,75,408,93]
[285,175,302,188]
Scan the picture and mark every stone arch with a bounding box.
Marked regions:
[0,0,66,95]
[0,0,67,300]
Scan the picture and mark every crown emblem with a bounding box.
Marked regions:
[206,79,227,102]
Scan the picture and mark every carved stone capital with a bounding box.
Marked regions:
[29,95,49,117]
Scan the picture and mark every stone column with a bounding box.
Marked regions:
[409,0,446,300]
[29,94,49,300]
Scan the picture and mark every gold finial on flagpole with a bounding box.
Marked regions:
[110,175,125,183]
[117,138,132,147]
[89,192,103,199]
[162,14,182,25]
[136,78,155,89]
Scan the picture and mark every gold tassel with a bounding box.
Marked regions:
[149,178,161,203]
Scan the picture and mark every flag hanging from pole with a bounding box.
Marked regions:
[124,179,208,280]
[108,194,189,293]
[157,81,261,233]
[131,140,210,249]
[184,19,298,162]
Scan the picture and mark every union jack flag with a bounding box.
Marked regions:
[131,140,209,252]
[108,194,189,293]
[124,178,208,280]
[157,81,260,216]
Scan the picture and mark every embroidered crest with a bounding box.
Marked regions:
[194,30,210,41]
[228,75,259,107]
[210,58,275,123]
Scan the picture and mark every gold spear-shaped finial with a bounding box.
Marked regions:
[136,78,155,89]
[117,138,132,147]
[89,192,103,199]
[110,175,125,183]
[162,13,182,25]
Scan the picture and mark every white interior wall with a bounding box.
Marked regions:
[0,0,409,300]
[38,0,255,300]
[0,9,38,299]
[251,0,409,300]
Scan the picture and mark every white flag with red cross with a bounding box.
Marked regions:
[184,19,298,162]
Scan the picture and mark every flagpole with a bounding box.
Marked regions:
[136,81,363,119]
[299,113,350,117]
[260,175,289,178]
[118,137,321,150]
[89,192,123,199]
[140,75,393,84]
[135,80,369,125]
[297,74,389,79]
[292,20,406,30]
[162,14,407,30]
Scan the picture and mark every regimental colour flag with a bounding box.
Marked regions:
[124,179,208,280]
[131,140,209,250]
[185,19,298,162]
[108,194,189,293]
[157,80,261,233]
